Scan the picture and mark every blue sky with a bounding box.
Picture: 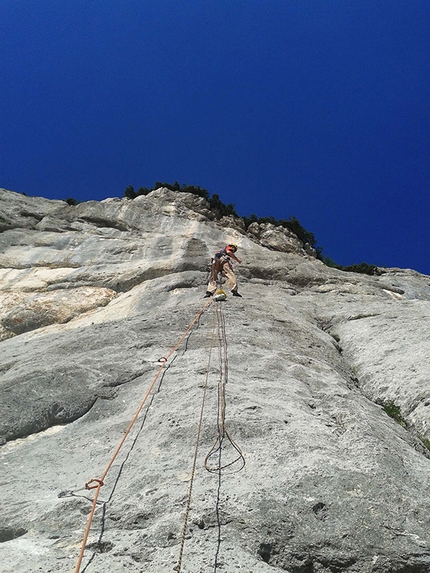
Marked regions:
[1,1,429,274]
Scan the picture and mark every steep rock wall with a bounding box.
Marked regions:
[1,188,430,573]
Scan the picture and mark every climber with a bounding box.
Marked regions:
[205,244,243,298]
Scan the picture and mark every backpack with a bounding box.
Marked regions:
[214,246,228,259]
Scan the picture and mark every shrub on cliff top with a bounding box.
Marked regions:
[123,181,236,216]
[122,181,378,272]
[242,213,318,251]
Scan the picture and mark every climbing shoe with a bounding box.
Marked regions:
[204,291,213,298]
[232,291,242,297]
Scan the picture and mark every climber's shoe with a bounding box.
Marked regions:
[204,291,213,298]
[232,291,242,297]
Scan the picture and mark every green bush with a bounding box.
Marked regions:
[241,213,319,252]
[123,181,237,218]
[320,257,380,275]
[136,186,151,197]
[322,256,342,269]
[152,181,210,199]
[124,181,210,200]
[208,193,238,218]
[377,400,406,427]
[420,436,430,451]
[241,213,259,228]
[341,262,381,276]
[124,185,136,200]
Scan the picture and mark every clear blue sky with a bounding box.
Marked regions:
[1,1,429,274]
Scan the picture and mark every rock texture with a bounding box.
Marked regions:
[0,187,430,573]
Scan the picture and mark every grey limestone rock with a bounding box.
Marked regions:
[0,187,430,572]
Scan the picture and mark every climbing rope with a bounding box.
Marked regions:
[73,297,213,573]
[175,295,245,571]
[73,283,244,572]
[174,307,218,573]
[204,301,245,473]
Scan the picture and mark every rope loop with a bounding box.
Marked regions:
[204,432,245,473]
[85,478,104,490]
[203,302,246,474]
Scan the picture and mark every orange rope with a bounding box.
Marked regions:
[73,297,213,573]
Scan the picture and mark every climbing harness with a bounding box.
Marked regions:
[211,245,235,279]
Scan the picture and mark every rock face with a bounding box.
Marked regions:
[0,187,430,573]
